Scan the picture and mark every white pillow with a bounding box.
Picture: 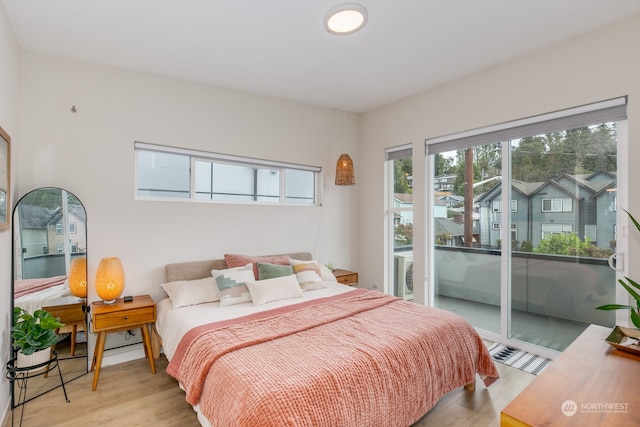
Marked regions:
[213,263,255,307]
[290,259,327,290]
[245,275,304,306]
[319,264,338,282]
[161,276,218,309]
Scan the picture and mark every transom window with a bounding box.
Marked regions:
[135,142,321,205]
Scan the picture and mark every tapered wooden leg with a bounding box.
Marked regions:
[92,331,106,391]
[45,328,60,378]
[140,324,156,374]
[464,379,476,391]
[70,324,77,356]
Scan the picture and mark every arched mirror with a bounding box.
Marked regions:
[11,187,88,405]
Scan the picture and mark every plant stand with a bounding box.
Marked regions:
[6,350,69,427]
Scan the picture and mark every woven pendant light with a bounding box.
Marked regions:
[335,154,355,185]
[335,105,355,185]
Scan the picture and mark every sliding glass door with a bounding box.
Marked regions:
[431,144,502,334]
[386,146,414,301]
[428,98,626,352]
[507,123,617,351]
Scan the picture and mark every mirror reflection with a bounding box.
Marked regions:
[12,187,88,405]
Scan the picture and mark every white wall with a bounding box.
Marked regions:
[16,53,360,361]
[359,14,640,305]
[0,0,20,420]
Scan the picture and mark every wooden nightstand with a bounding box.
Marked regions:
[333,269,358,286]
[90,294,156,391]
[43,296,87,357]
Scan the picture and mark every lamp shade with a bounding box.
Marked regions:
[335,153,355,185]
[95,257,125,304]
[68,257,87,298]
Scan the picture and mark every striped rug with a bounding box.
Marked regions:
[488,343,552,375]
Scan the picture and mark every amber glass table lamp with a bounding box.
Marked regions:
[95,257,125,304]
[68,257,87,299]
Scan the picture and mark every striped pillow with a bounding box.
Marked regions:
[212,263,255,306]
[290,259,326,290]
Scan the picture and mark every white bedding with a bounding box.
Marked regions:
[156,281,355,361]
[15,283,71,314]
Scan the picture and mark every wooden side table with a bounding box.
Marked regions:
[43,296,87,357]
[501,324,640,426]
[90,295,156,391]
[333,269,358,286]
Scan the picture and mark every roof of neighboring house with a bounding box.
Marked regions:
[439,195,464,202]
[17,205,57,228]
[43,204,87,226]
[512,179,545,196]
[434,218,465,236]
[394,193,413,203]
[476,171,615,202]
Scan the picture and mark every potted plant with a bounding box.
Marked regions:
[12,307,64,368]
[596,209,640,328]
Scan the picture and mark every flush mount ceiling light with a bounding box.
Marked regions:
[325,4,368,35]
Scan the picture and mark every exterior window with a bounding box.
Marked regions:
[492,222,501,230]
[584,225,597,242]
[542,197,572,212]
[69,222,77,234]
[135,142,320,205]
[56,223,63,235]
[541,223,573,239]
[56,243,64,254]
[492,200,517,212]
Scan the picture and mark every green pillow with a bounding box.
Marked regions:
[257,262,294,280]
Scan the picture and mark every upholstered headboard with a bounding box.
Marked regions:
[164,252,313,282]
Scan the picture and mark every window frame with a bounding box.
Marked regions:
[134,142,322,206]
[541,223,573,240]
[492,199,517,213]
[541,197,572,213]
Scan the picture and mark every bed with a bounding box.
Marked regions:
[154,252,499,427]
[14,275,70,314]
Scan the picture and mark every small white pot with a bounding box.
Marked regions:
[16,347,52,373]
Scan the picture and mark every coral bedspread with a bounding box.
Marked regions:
[167,289,498,427]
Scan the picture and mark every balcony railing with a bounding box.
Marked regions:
[395,246,615,328]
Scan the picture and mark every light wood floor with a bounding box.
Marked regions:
[3,356,536,427]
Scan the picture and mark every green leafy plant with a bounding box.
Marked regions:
[12,307,64,355]
[596,209,640,328]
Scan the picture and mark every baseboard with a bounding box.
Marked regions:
[1,399,9,427]
[101,343,146,367]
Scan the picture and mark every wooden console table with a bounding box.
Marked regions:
[501,324,640,426]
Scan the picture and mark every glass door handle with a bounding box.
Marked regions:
[608,252,624,272]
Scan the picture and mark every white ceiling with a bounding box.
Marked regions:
[4,0,640,113]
